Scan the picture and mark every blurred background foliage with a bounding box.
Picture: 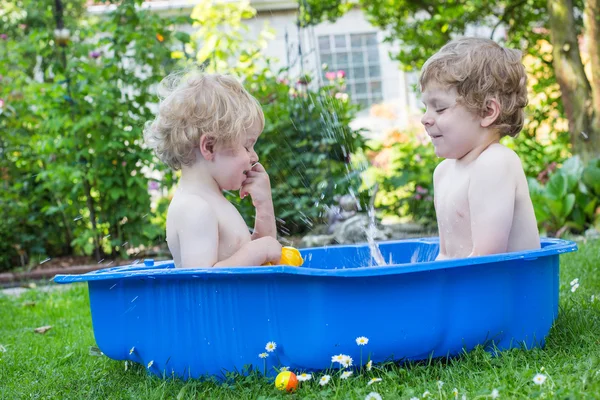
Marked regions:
[0,0,598,271]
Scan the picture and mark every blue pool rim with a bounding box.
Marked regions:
[54,237,578,282]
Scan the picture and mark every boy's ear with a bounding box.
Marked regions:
[480,98,501,128]
[200,135,216,160]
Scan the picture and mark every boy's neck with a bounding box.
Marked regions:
[456,131,502,165]
[178,152,221,196]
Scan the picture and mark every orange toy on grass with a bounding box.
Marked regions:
[275,370,299,392]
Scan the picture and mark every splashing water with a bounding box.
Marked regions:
[366,184,386,266]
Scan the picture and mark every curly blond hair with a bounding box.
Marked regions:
[419,37,528,137]
[143,71,265,170]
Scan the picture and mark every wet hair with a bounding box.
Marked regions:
[419,37,528,137]
[143,71,265,170]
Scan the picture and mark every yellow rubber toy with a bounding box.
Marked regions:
[264,246,303,267]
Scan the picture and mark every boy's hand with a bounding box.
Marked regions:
[240,162,273,209]
[251,236,282,265]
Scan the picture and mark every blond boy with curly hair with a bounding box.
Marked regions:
[419,37,540,260]
[144,72,282,268]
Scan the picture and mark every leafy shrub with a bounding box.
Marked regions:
[365,127,440,227]
[528,156,600,236]
[0,0,191,269]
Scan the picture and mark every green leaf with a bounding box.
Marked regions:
[546,172,567,200]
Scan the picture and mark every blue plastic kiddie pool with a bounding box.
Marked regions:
[54,237,577,379]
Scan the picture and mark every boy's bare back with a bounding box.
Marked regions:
[434,144,539,258]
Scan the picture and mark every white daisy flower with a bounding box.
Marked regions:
[422,390,431,398]
[452,387,459,399]
[437,380,444,389]
[332,354,345,363]
[280,366,289,372]
[410,397,420,400]
[129,346,135,355]
[533,373,547,385]
[342,355,353,368]
[571,283,580,292]
[365,393,383,400]
[491,388,499,398]
[591,295,596,302]
[356,336,369,345]
[259,352,269,359]
[147,360,154,368]
[570,278,579,286]
[540,366,545,372]
[124,361,128,371]
[0,344,6,353]
[265,341,277,352]
[368,377,382,386]
[297,373,312,382]
[319,375,331,386]
[341,371,353,379]
[366,360,373,371]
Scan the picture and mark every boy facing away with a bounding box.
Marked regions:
[419,37,540,260]
[144,72,282,268]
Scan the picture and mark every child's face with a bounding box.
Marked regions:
[211,125,261,191]
[420,84,486,159]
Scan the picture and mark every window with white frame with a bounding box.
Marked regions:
[318,32,383,109]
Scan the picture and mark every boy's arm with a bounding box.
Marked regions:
[433,161,449,260]
[240,162,277,240]
[177,197,281,268]
[467,151,517,256]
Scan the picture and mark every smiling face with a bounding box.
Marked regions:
[420,84,486,160]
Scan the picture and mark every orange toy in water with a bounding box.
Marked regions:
[275,370,298,392]
[264,246,304,267]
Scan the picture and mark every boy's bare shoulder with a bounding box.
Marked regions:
[168,192,215,221]
[474,143,522,171]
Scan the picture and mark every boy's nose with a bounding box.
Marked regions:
[421,111,434,127]
[249,150,259,164]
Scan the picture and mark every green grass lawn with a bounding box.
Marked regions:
[1,239,599,400]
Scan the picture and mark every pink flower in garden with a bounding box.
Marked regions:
[416,186,428,194]
[415,194,422,200]
[337,70,346,79]
[0,34,7,40]
[19,24,27,30]
[122,161,127,167]
[325,71,336,81]
[89,50,101,59]
[148,180,160,191]
[0,99,4,108]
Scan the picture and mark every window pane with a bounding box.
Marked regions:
[350,34,363,48]
[370,80,382,95]
[320,53,332,67]
[336,51,349,65]
[351,51,364,64]
[334,35,347,49]
[357,98,369,109]
[366,33,378,46]
[318,36,330,51]
[368,65,381,78]
[346,83,353,95]
[367,47,379,63]
[352,66,366,79]
[355,82,367,95]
